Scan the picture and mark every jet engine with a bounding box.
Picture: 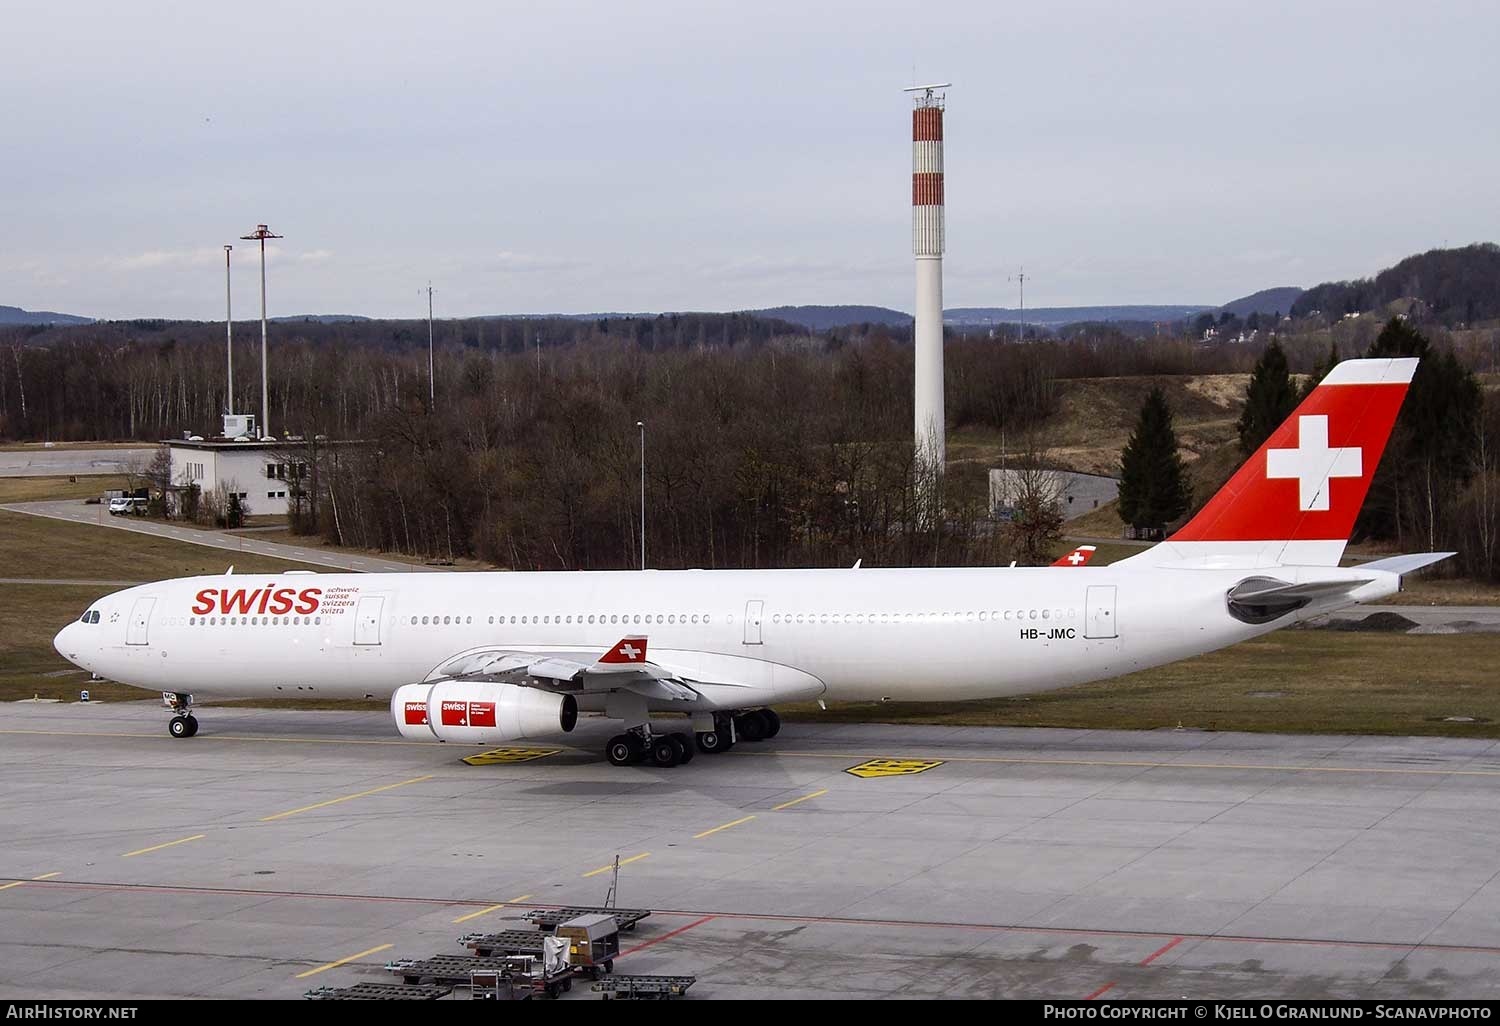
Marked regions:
[393,681,578,743]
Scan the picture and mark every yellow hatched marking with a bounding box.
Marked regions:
[462,748,561,766]
[845,758,944,779]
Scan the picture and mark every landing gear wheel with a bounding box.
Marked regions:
[183,715,199,738]
[670,732,694,764]
[650,737,681,767]
[761,709,781,738]
[735,710,769,742]
[606,734,635,766]
[695,730,725,754]
[169,715,190,739]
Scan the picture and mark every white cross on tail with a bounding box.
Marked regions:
[1265,415,1363,512]
[618,643,641,660]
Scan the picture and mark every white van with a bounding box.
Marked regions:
[108,496,148,516]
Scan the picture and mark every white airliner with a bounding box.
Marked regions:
[54,358,1449,767]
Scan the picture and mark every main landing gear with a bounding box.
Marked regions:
[605,709,780,768]
[164,692,198,739]
[605,728,696,768]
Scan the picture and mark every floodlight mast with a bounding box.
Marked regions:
[238,224,283,438]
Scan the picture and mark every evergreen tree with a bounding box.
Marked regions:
[1118,387,1192,533]
[1237,341,1298,454]
[1356,318,1481,547]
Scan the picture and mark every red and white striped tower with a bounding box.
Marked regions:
[907,83,949,476]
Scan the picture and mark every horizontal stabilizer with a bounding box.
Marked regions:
[1357,552,1456,576]
[1228,578,1374,603]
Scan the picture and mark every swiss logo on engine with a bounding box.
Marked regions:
[440,700,469,726]
[403,701,428,726]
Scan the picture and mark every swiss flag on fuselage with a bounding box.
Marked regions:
[1052,544,1098,567]
[598,635,648,665]
[1171,358,1416,543]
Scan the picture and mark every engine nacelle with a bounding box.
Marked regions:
[393,682,578,743]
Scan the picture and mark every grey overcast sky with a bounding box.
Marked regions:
[3,0,1496,320]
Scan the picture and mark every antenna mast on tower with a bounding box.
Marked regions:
[1008,267,1028,341]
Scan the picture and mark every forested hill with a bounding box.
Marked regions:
[0,305,92,326]
[1291,244,1500,325]
[748,305,912,330]
[1217,287,1303,319]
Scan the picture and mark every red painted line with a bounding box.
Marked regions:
[1085,982,1117,1000]
[619,915,716,958]
[1140,936,1182,966]
[11,879,1500,960]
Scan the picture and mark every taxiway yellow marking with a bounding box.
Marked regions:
[453,894,533,924]
[260,775,433,822]
[121,834,205,858]
[730,749,1500,778]
[694,815,756,839]
[772,788,828,811]
[0,873,60,892]
[294,943,394,979]
[846,758,944,778]
[8,729,1500,779]
[583,853,649,878]
[462,747,561,766]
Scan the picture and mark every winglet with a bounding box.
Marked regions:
[1052,544,1098,567]
[597,635,648,666]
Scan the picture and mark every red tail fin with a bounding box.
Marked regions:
[1136,357,1417,567]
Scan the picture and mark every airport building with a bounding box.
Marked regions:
[165,438,312,516]
[989,467,1119,522]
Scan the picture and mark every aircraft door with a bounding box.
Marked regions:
[354,596,384,646]
[1084,585,1117,639]
[126,597,155,646]
[743,600,764,645]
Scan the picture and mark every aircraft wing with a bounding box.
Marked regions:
[424,635,700,702]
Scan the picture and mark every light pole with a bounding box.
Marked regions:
[637,421,646,570]
[426,282,435,406]
[239,224,282,438]
[223,245,233,414]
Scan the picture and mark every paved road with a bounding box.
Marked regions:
[0,578,146,587]
[0,499,451,574]
[3,708,1499,999]
[1326,603,1500,627]
[0,447,153,477]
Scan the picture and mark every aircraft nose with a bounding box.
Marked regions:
[54,621,79,660]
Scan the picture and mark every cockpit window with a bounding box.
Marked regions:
[80,610,100,624]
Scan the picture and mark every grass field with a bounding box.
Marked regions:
[0,475,129,503]
[0,508,324,702]
[790,630,1500,738]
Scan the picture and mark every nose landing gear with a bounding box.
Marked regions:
[163,692,198,738]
